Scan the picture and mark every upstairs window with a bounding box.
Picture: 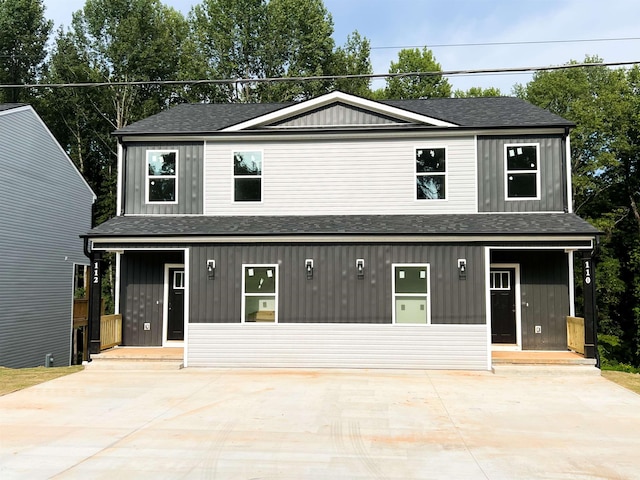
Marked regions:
[416,147,446,200]
[147,150,178,203]
[505,144,539,199]
[234,151,262,202]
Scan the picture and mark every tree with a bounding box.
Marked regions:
[0,0,52,102]
[453,86,502,98]
[187,0,339,103]
[380,47,451,100]
[517,58,640,367]
[331,30,373,98]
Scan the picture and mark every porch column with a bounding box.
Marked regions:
[88,251,103,356]
[581,251,598,360]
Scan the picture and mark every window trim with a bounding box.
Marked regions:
[146,149,179,205]
[504,143,541,201]
[233,150,264,203]
[415,146,448,201]
[391,263,431,325]
[241,263,278,323]
[490,270,511,291]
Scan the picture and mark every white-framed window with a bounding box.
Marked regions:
[392,264,431,324]
[146,150,178,203]
[242,264,278,322]
[234,151,262,202]
[173,270,185,290]
[490,270,511,290]
[416,147,446,200]
[504,143,540,200]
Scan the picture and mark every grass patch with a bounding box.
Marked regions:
[602,370,640,395]
[0,366,83,396]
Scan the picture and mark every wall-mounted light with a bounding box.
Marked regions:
[356,258,365,279]
[458,258,467,280]
[207,259,216,279]
[305,259,314,279]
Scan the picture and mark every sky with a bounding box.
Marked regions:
[42,0,640,95]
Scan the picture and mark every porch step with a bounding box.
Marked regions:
[85,359,184,370]
[492,350,599,375]
[492,365,600,376]
[85,347,184,370]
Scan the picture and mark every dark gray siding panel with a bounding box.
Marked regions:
[124,142,203,215]
[492,250,569,350]
[119,251,183,346]
[0,107,95,368]
[478,135,566,212]
[189,244,486,325]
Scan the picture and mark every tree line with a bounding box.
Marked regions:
[1,0,638,368]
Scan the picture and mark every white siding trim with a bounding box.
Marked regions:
[116,142,123,215]
[184,249,190,366]
[114,252,121,315]
[566,135,573,213]
[484,248,492,370]
[187,323,489,370]
[568,250,576,317]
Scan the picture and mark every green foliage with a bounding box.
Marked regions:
[453,86,502,98]
[331,31,372,98]
[520,58,640,368]
[382,47,451,100]
[0,0,52,102]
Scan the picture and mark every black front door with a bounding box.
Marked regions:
[167,268,184,341]
[490,268,517,344]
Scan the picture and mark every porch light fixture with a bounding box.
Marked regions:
[356,258,365,279]
[458,259,467,280]
[207,259,216,279]
[305,259,314,279]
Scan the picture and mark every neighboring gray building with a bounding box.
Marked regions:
[0,104,96,368]
[85,91,599,370]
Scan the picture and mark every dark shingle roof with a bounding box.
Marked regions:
[86,213,598,238]
[0,103,28,112]
[114,96,573,136]
[382,97,572,128]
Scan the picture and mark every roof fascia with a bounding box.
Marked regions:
[118,126,568,144]
[0,104,30,117]
[88,234,596,245]
[221,91,458,131]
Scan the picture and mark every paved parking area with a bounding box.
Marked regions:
[1,366,639,479]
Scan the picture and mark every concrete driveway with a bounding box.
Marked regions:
[1,366,639,479]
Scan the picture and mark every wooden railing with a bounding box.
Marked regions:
[100,314,123,350]
[567,316,585,355]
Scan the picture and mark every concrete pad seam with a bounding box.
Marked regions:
[425,372,491,480]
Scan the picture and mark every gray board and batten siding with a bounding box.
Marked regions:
[0,106,95,368]
[123,142,203,215]
[189,243,486,325]
[118,250,184,346]
[477,135,568,213]
[492,250,570,350]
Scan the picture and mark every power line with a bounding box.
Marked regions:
[371,36,640,50]
[0,60,637,89]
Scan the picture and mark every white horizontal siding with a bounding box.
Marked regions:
[204,136,477,215]
[187,323,489,370]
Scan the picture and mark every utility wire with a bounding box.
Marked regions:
[0,60,638,89]
[371,36,640,50]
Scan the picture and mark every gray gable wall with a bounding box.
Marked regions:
[0,106,95,368]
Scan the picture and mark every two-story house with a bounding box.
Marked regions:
[1,104,96,368]
[84,91,599,370]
